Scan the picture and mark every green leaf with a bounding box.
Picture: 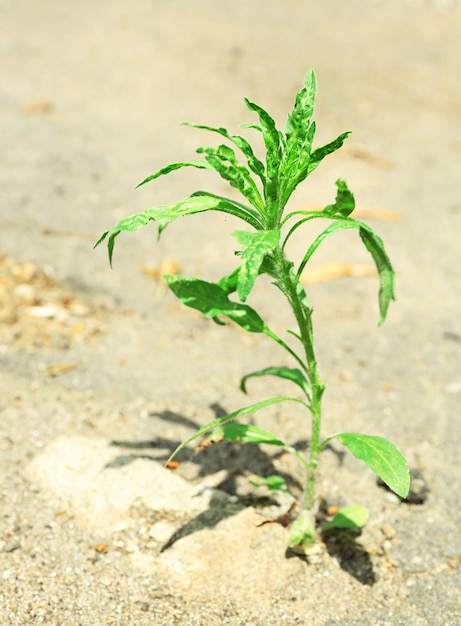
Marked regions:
[163,274,266,333]
[288,511,316,547]
[279,122,316,208]
[197,144,264,212]
[240,122,263,132]
[136,160,212,189]
[217,267,240,296]
[296,219,359,278]
[281,178,355,246]
[292,209,395,325]
[232,229,280,301]
[203,419,311,473]
[184,122,266,185]
[248,474,287,493]
[262,327,313,380]
[359,225,395,325]
[95,193,263,265]
[323,179,355,218]
[307,131,351,176]
[240,366,310,396]
[332,433,410,499]
[280,69,318,207]
[210,422,294,449]
[285,69,317,141]
[166,396,305,464]
[321,505,369,532]
[191,191,264,227]
[244,98,282,216]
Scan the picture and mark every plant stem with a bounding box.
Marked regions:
[274,248,325,513]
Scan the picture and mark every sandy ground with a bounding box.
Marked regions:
[1,1,461,624]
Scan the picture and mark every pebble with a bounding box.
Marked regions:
[380,523,396,539]
[13,283,37,305]
[148,521,176,543]
[124,542,138,553]
[3,539,20,553]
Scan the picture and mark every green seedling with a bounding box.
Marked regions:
[248,474,288,494]
[95,70,409,549]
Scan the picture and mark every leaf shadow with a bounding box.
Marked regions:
[105,453,159,468]
[111,404,303,491]
[159,492,246,552]
[320,526,376,585]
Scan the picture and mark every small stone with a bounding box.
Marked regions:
[380,523,396,539]
[447,557,460,570]
[14,283,37,305]
[326,505,340,516]
[383,492,399,504]
[124,542,138,553]
[95,543,107,553]
[3,539,20,553]
[26,305,58,319]
[148,521,175,543]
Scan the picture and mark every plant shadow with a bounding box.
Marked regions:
[320,527,376,585]
[159,491,246,552]
[110,403,304,491]
[108,404,375,584]
[109,403,304,550]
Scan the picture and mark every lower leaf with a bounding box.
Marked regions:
[166,396,305,465]
[321,505,369,532]
[248,474,287,493]
[209,423,293,449]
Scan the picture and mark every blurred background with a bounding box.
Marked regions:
[1,0,460,416]
[2,1,460,293]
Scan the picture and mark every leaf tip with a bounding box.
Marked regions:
[304,67,317,89]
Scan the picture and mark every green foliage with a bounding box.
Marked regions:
[166,397,305,465]
[240,366,310,397]
[288,511,316,548]
[164,275,266,333]
[232,229,280,301]
[248,474,288,494]
[96,69,409,550]
[331,433,410,499]
[321,505,369,532]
